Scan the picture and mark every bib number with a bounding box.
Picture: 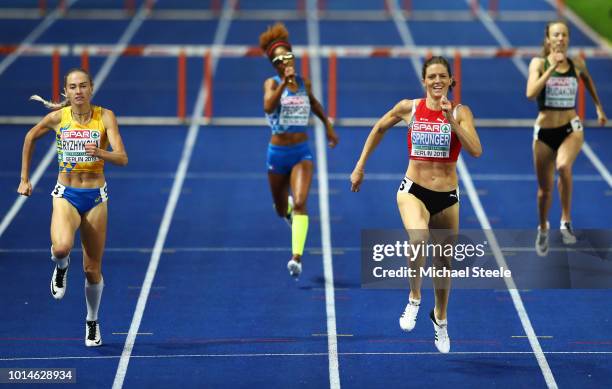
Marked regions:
[279,95,310,126]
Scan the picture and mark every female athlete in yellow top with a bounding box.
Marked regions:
[18,68,128,347]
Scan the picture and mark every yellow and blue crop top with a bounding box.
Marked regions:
[55,105,108,174]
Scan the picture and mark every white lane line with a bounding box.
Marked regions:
[465,3,559,387]
[110,1,235,388]
[92,3,152,89]
[3,245,610,254]
[458,158,558,388]
[581,142,612,188]
[0,0,79,238]
[0,0,78,76]
[306,0,340,387]
[2,350,611,362]
[387,0,421,78]
[0,146,56,238]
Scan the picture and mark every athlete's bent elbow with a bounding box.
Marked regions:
[525,90,537,100]
[118,154,128,166]
[469,147,482,158]
[263,102,276,114]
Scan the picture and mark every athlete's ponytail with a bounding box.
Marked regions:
[29,68,93,110]
[29,94,69,110]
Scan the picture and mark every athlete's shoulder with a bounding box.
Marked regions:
[44,109,63,127]
[528,56,545,71]
[99,106,117,128]
[396,98,416,112]
[570,55,586,71]
[455,103,473,116]
[264,76,280,86]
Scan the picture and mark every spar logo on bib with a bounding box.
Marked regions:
[63,129,100,140]
[60,128,101,163]
[413,122,443,133]
[441,124,451,134]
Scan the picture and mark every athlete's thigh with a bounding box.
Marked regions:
[51,197,81,248]
[80,202,108,265]
[556,130,583,169]
[397,192,430,243]
[290,159,314,201]
[533,140,556,190]
[429,202,459,231]
[429,203,459,251]
[268,172,291,203]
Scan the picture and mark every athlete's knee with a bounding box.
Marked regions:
[408,227,429,243]
[537,186,553,199]
[51,243,72,259]
[84,263,102,281]
[557,162,573,178]
[433,255,451,268]
[274,202,287,217]
[292,197,307,214]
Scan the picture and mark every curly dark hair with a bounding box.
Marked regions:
[259,22,292,59]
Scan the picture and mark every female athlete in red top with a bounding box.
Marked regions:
[351,56,482,353]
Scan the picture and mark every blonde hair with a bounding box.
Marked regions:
[542,20,570,57]
[30,68,93,110]
[259,22,291,59]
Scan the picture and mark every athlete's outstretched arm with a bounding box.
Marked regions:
[18,110,61,196]
[574,56,607,126]
[84,109,128,166]
[350,99,413,192]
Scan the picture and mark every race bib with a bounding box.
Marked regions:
[279,95,310,126]
[545,77,577,108]
[60,128,101,163]
[570,116,583,132]
[410,121,452,158]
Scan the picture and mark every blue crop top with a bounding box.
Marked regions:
[265,75,311,135]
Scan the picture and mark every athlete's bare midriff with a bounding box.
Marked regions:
[535,109,578,128]
[270,132,308,146]
[406,160,458,192]
[58,172,105,188]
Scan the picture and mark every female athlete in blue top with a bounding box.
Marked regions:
[259,22,338,277]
